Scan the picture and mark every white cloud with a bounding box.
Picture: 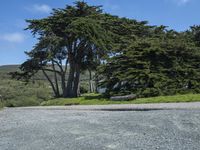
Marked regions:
[178,0,190,4]
[0,33,25,43]
[27,4,51,14]
[170,0,191,5]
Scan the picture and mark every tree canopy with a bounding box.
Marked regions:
[99,26,200,97]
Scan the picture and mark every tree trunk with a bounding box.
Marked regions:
[73,64,81,97]
[64,44,83,98]
[95,72,99,93]
[52,61,60,97]
[42,69,59,97]
[89,69,93,93]
[61,73,67,97]
[77,82,80,96]
[64,62,75,97]
[64,63,81,98]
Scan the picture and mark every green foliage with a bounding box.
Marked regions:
[99,27,200,97]
[80,85,88,94]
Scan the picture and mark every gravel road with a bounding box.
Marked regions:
[21,102,200,111]
[0,105,200,150]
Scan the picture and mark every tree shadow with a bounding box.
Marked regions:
[84,94,107,100]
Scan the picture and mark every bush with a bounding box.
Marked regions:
[141,88,161,98]
[0,78,52,107]
[5,97,40,107]
[80,86,88,94]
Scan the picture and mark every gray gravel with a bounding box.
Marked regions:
[0,106,200,150]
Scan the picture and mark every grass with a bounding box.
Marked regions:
[0,101,3,109]
[0,99,4,110]
[41,93,200,106]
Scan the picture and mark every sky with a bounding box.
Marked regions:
[0,0,199,65]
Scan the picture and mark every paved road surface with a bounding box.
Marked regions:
[20,102,200,111]
[1,104,200,150]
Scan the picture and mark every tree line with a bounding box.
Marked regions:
[11,1,200,98]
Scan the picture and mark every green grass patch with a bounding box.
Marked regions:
[0,101,3,109]
[41,93,200,106]
[0,104,3,109]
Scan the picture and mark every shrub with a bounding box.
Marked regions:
[80,86,88,94]
[0,78,52,107]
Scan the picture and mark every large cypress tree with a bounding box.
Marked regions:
[99,27,200,97]
[13,1,114,98]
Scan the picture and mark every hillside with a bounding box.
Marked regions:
[0,65,19,79]
[0,65,52,107]
[0,65,20,72]
[0,65,92,81]
[0,65,92,107]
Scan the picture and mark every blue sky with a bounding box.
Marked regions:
[0,0,199,65]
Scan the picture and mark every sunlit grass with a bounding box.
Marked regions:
[41,93,200,106]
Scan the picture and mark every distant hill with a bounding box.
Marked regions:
[0,64,92,96]
[0,64,92,81]
[0,65,20,72]
[0,65,20,80]
[0,64,58,81]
